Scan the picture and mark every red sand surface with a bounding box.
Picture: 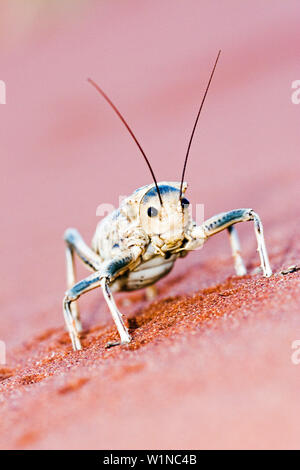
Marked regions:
[0,0,300,449]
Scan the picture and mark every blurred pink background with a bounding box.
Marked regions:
[0,0,300,449]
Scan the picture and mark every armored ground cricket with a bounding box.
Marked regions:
[63,51,272,351]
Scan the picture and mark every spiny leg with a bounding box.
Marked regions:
[227,226,247,276]
[65,244,82,331]
[101,278,131,348]
[202,209,272,277]
[63,243,142,351]
[63,271,102,351]
[99,246,143,348]
[63,273,131,351]
[252,213,272,277]
[63,296,82,351]
[64,228,102,333]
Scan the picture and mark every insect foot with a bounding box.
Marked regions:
[105,337,132,349]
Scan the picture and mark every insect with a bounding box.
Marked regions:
[63,51,272,351]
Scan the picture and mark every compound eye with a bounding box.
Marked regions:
[181,197,190,209]
[147,206,158,217]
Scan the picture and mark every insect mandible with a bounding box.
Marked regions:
[63,51,272,351]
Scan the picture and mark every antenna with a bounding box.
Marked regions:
[87,78,163,205]
[179,50,221,198]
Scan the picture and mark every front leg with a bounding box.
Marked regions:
[101,279,131,348]
[64,228,103,333]
[63,271,102,351]
[185,209,272,277]
[63,246,142,351]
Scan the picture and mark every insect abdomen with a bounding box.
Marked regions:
[119,255,177,291]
